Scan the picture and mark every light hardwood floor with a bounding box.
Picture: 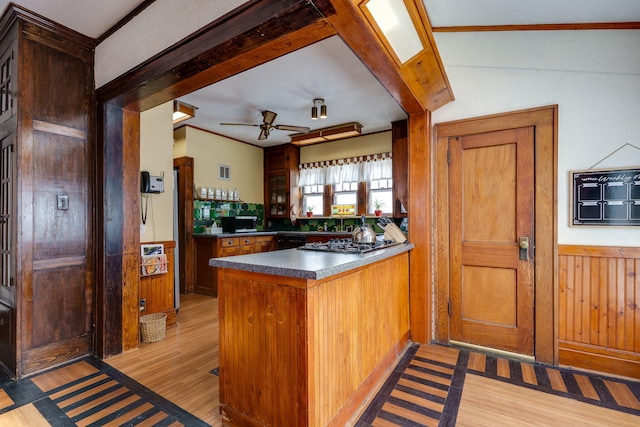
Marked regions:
[103,293,640,427]
[105,293,221,426]
[456,374,640,426]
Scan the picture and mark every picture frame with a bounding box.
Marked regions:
[141,243,164,257]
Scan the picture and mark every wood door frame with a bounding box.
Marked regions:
[94,0,445,356]
[173,156,194,295]
[434,105,558,364]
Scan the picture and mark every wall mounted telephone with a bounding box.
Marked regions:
[140,171,164,193]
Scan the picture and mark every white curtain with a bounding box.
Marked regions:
[362,155,392,181]
[299,162,325,186]
[299,153,391,185]
[326,160,359,185]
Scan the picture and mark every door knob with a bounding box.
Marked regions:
[519,237,529,260]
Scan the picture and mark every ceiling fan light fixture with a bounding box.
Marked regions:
[173,100,197,124]
[320,104,327,119]
[311,105,318,120]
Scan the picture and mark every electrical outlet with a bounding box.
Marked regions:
[140,298,146,312]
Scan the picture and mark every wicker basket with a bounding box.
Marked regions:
[140,312,167,343]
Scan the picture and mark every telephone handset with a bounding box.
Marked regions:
[141,171,151,193]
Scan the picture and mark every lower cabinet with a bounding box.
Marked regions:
[194,234,276,297]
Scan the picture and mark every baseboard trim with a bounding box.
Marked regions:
[559,342,640,380]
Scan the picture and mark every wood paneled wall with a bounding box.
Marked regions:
[558,245,640,378]
[139,241,176,328]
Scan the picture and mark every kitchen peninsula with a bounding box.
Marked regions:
[210,243,414,426]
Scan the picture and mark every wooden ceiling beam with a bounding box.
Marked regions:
[433,22,640,32]
[97,0,336,111]
[319,0,453,113]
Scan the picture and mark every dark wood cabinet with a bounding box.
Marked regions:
[392,120,408,218]
[194,235,276,296]
[264,144,300,219]
[0,5,94,378]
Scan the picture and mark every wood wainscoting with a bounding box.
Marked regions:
[140,241,176,328]
[558,245,640,378]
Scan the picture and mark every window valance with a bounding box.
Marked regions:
[299,153,392,186]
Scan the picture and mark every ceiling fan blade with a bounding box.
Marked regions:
[220,122,260,127]
[275,125,310,133]
[262,110,277,125]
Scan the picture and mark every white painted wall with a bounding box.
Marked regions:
[432,30,640,247]
[95,0,248,87]
[140,101,175,242]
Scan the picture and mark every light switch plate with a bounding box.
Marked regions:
[56,194,69,210]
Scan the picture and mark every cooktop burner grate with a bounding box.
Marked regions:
[298,238,401,254]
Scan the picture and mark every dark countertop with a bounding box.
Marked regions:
[192,231,278,238]
[209,242,414,280]
[192,231,352,239]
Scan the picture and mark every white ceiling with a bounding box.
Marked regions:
[2,0,639,146]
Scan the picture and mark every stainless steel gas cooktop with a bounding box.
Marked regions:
[297,238,402,254]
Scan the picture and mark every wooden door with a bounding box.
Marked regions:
[449,127,535,355]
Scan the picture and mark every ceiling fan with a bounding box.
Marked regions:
[221,110,310,140]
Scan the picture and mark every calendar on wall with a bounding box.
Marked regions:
[571,167,640,226]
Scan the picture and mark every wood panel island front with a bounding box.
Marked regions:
[210,243,414,426]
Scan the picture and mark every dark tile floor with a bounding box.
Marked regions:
[357,343,640,426]
[1,344,639,426]
[0,357,208,426]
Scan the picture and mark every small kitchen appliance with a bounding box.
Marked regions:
[221,215,258,233]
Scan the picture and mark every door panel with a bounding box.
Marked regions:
[449,127,534,355]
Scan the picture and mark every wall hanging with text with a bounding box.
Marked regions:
[571,167,640,226]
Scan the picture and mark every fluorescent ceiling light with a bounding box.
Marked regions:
[173,100,196,124]
[290,123,362,146]
[365,0,423,64]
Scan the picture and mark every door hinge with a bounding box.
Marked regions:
[448,301,452,316]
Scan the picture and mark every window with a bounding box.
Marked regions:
[302,184,324,215]
[369,178,393,214]
[333,181,358,206]
[298,153,392,216]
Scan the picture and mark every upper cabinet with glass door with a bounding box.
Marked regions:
[263,144,300,219]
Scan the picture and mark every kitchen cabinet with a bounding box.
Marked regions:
[392,120,408,218]
[215,248,411,426]
[255,235,277,252]
[264,144,300,219]
[219,237,255,257]
[0,5,94,378]
[193,234,276,296]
